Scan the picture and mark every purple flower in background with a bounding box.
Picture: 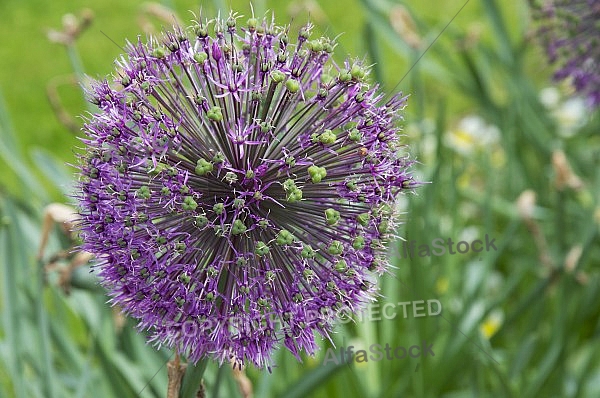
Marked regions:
[532,0,600,107]
[77,13,416,368]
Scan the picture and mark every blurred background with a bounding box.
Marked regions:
[0,0,599,397]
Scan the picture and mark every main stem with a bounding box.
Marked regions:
[167,352,187,398]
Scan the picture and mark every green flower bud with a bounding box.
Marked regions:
[270,70,286,83]
[260,121,272,133]
[339,71,352,82]
[303,269,315,279]
[265,270,275,283]
[324,208,340,225]
[283,178,297,191]
[308,39,323,52]
[231,219,247,235]
[357,213,370,226]
[224,171,238,184]
[352,236,365,250]
[194,94,206,105]
[301,244,316,258]
[137,185,151,199]
[346,180,358,191]
[286,188,302,202]
[152,48,166,59]
[319,129,336,145]
[350,64,366,80]
[207,106,223,121]
[321,73,333,86]
[348,128,362,142]
[195,158,213,175]
[213,203,224,215]
[255,241,270,256]
[308,165,327,183]
[131,248,140,259]
[226,16,236,28]
[121,75,131,86]
[285,155,296,167]
[299,25,310,39]
[276,229,294,245]
[378,220,389,234]
[327,240,344,255]
[182,196,198,211]
[212,152,225,163]
[285,79,300,93]
[335,260,347,272]
[194,51,208,65]
[194,215,209,228]
[257,298,269,307]
[233,198,245,209]
[195,24,208,37]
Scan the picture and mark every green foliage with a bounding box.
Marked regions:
[1,0,599,397]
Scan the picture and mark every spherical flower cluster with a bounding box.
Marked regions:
[77,13,416,368]
[531,0,600,107]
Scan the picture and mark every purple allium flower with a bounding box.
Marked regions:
[77,13,416,368]
[532,0,600,107]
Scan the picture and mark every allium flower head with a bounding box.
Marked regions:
[77,13,416,368]
[532,0,600,107]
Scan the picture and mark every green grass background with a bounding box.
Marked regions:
[1,0,599,397]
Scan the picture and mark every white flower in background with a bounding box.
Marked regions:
[539,86,589,137]
[458,226,480,243]
[555,98,587,137]
[539,86,561,108]
[444,115,500,155]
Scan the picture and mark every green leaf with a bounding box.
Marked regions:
[31,148,74,198]
[0,92,45,202]
[179,358,208,398]
[0,198,27,398]
[283,358,353,398]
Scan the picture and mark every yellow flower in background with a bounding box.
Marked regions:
[480,310,503,339]
[435,277,449,295]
